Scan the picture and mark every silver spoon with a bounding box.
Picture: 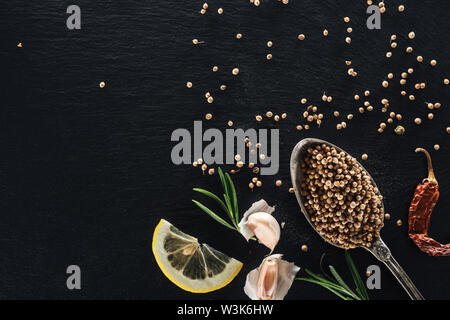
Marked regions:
[290,138,424,300]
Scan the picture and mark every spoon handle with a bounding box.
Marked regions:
[366,238,424,300]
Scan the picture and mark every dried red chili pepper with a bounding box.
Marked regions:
[408,148,449,256]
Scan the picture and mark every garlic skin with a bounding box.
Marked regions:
[238,199,280,252]
[244,254,300,300]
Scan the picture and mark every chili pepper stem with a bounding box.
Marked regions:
[415,148,438,187]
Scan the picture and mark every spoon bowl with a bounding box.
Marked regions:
[290,138,424,300]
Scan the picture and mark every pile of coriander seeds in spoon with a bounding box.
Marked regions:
[300,144,385,249]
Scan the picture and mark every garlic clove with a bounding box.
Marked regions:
[257,256,279,300]
[244,254,300,300]
[245,212,280,252]
[238,199,276,241]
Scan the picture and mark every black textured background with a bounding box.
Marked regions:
[0,0,449,300]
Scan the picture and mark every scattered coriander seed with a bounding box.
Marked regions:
[274,115,280,122]
[289,187,295,193]
[205,113,213,120]
[344,17,350,23]
[249,182,254,189]
[382,81,389,88]
[256,181,262,187]
[99,81,106,88]
[409,95,415,101]
[333,111,340,117]
[428,113,434,120]
[398,5,405,12]
[359,107,365,114]
[208,168,215,175]
[396,219,403,227]
[234,154,241,161]
[387,118,393,124]
[414,118,422,125]
[380,6,386,13]
[396,114,402,121]
[406,47,413,53]
[366,270,372,277]
[186,81,193,88]
[347,114,354,120]
[434,144,440,151]
[266,53,273,60]
[400,79,406,85]
[430,59,437,66]
[296,125,303,131]
[232,68,240,75]
[266,111,273,118]
[380,123,387,129]
[323,29,329,36]
[254,0,260,6]
[192,39,204,45]
[301,98,307,104]
[394,126,405,136]
[434,103,441,109]
[401,90,406,96]
[426,103,434,109]
[267,41,273,47]
[417,56,423,62]
[345,37,351,44]
[301,245,308,252]
[447,127,450,134]
[408,31,415,39]
[201,163,207,173]
[327,96,333,103]
[408,68,414,74]
[391,42,397,48]
[281,113,287,119]
[336,124,342,130]
[193,161,198,167]
[236,33,242,39]
[207,96,214,103]
[444,78,449,85]
[203,3,208,9]
[228,120,233,127]
[200,9,206,14]
[388,73,394,79]
[385,213,391,220]
[354,94,360,100]
[415,83,421,90]
[275,180,282,187]
[386,52,392,58]
[365,90,370,96]
[420,83,426,89]
[236,161,244,168]
[347,27,353,33]
[361,154,368,161]
[197,158,203,165]
[298,34,305,40]
[217,8,223,14]
[212,66,218,72]
[256,115,263,122]
[220,84,227,91]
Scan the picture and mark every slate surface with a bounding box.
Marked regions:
[0,0,449,299]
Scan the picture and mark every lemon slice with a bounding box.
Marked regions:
[152,219,243,293]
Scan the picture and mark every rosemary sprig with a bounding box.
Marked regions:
[297,251,369,300]
[192,167,240,231]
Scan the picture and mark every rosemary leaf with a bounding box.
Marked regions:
[192,188,229,214]
[329,266,355,297]
[192,200,236,231]
[345,251,369,300]
[224,172,239,224]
